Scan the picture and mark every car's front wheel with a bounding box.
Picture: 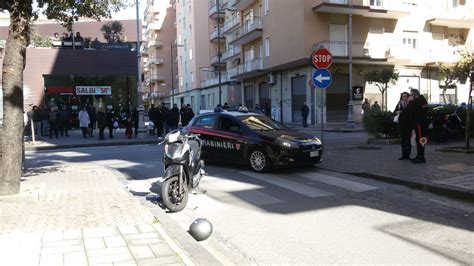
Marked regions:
[249,149,271,173]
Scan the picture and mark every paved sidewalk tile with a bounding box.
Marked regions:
[149,242,176,257]
[64,251,88,266]
[136,224,155,233]
[129,245,155,259]
[43,239,83,248]
[136,256,183,265]
[39,253,64,266]
[84,238,106,250]
[118,225,139,235]
[104,235,127,248]
[83,227,121,239]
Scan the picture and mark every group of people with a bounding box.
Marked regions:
[147,103,195,137]
[393,89,429,164]
[29,105,72,139]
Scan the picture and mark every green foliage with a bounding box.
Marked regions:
[101,21,125,43]
[365,68,400,93]
[362,110,399,139]
[31,33,52,47]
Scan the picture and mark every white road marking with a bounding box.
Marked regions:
[297,172,378,192]
[239,171,333,198]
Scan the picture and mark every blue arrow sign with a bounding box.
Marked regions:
[312,69,332,89]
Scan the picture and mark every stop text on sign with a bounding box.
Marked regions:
[311,48,333,69]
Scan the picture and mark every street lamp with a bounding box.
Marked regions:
[170,42,184,106]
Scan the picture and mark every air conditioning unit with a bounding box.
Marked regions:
[267,72,276,85]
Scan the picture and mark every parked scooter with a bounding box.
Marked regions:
[431,107,465,142]
[159,129,206,212]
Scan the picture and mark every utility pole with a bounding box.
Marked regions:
[347,2,355,128]
[135,0,145,137]
[217,0,222,105]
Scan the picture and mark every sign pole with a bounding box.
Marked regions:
[320,87,324,144]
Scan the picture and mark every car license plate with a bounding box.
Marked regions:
[310,151,319,157]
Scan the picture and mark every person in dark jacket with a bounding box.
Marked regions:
[48,107,59,139]
[408,89,429,164]
[155,104,164,137]
[394,92,410,160]
[132,107,139,137]
[87,105,97,137]
[162,104,171,134]
[106,110,114,139]
[97,108,108,140]
[186,104,195,123]
[32,106,42,138]
[171,104,180,130]
[41,106,50,136]
[180,104,188,128]
[148,105,156,135]
[58,106,70,137]
[301,102,309,127]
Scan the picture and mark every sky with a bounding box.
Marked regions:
[112,0,146,20]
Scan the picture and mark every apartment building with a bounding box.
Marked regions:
[142,0,176,106]
[225,0,473,124]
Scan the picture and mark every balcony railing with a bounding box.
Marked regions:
[222,14,240,34]
[201,72,229,87]
[314,41,390,59]
[232,0,256,11]
[222,46,241,61]
[313,0,413,18]
[148,39,163,48]
[146,57,165,66]
[209,4,225,17]
[210,54,225,65]
[237,58,264,74]
[210,28,226,41]
[228,17,263,45]
[144,73,165,83]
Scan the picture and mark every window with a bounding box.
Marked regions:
[197,116,216,129]
[402,31,418,50]
[265,36,270,57]
[189,25,192,36]
[191,72,194,83]
[189,48,193,60]
[264,0,269,14]
[219,116,241,132]
[179,76,183,86]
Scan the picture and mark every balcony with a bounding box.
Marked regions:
[209,4,225,18]
[201,72,229,88]
[148,39,163,48]
[427,7,474,28]
[210,54,226,66]
[314,41,390,60]
[146,57,164,67]
[231,0,256,11]
[145,73,165,84]
[222,46,241,61]
[228,17,263,46]
[222,14,240,34]
[145,6,159,22]
[230,58,264,79]
[146,22,160,35]
[210,28,226,42]
[313,0,412,19]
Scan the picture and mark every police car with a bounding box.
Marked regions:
[186,110,323,173]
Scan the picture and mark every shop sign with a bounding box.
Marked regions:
[352,86,364,101]
[76,86,112,95]
[47,86,74,95]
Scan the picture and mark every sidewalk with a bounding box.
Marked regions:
[320,139,474,201]
[285,122,365,133]
[0,164,193,265]
[25,129,161,151]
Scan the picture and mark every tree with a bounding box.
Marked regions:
[438,63,461,104]
[0,0,127,196]
[456,48,474,150]
[101,21,124,43]
[365,68,399,111]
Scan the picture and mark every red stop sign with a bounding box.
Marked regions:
[311,48,333,69]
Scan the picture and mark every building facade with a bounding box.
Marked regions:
[142,0,177,107]
[144,0,473,124]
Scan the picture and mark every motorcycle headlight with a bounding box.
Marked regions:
[165,142,183,160]
[313,138,322,145]
[275,138,299,149]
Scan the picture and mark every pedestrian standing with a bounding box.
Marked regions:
[79,107,90,138]
[59,106,71,137]
[32,106,42,138]
[408,89,429,163]
[148,105,156,135]
[371,101,381,112]
[301,102,309,127]
[125,117,133,138]
[362,98,370,116]
[394,92,411,160]
[171,104,180,130]
[162,104,171,134]
[180,104,187,128]
[48,107,59,139]
[88,106,97,137]
[107,110,115,139]
[97,108,107,140]
[187,104,195,123]
[132,107,139,137]
[41,106,50,136]
[263,102,271,117]
[156,105,164,137]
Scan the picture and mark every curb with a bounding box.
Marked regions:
[112,169,223,266]
[25,140,160,151]
[289,128,365,133]
[318,167,474,202]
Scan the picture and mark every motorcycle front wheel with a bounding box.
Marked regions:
[162,175,189,213]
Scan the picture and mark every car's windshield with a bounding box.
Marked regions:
[238,115,285,131]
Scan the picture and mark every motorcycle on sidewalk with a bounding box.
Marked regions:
[158,129,206,212]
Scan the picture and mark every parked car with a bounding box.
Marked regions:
[185,110,323,172]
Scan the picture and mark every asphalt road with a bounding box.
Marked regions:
[25,133,474,265]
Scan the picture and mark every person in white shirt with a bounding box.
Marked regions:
[78,107,90,138]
